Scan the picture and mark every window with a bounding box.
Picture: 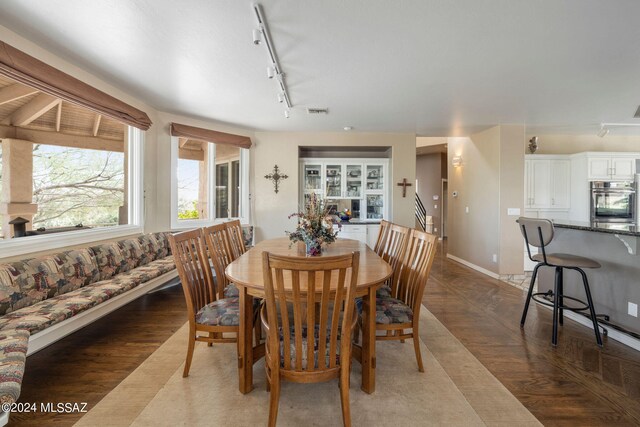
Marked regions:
[0,127,143,258]
[171,137,248,229]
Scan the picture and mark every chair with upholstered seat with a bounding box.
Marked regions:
[168,229,242,378]
[517,217,603,347]
[373,229,437,372]
[260,251,360,427]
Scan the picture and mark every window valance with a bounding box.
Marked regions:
[170,122,252,149]
[0,41,152,130]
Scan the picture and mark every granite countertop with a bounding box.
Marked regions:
[552,219,640,237]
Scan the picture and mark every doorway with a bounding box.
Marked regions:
[441,179,448,239]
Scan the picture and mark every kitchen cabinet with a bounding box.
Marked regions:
[525,157,570,210]
[587,155,636,181]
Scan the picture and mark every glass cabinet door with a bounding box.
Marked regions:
[325,164,343,198]
[345,164,363,198]
[366,195,384,220]
[303,164,323,193]
[366,165,384,192]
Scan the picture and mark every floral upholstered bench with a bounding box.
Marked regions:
[0,232,177,424]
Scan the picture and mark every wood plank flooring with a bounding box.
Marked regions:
[11,242,640,426]
[424,242,640,426]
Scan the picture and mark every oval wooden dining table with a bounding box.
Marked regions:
[225,237,392,395]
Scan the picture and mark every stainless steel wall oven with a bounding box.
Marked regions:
[590,181,636,223]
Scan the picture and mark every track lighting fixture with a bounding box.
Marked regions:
[597,122,640,137]
[597,126,609,138]
[284,109,290,119]
[252,28,262,45]
[252,3,293,109]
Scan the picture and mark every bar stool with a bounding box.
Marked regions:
[517,217,603,347]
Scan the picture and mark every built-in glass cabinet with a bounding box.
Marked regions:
[299,158,389,221]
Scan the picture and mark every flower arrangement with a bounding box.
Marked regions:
[287,193,340,255]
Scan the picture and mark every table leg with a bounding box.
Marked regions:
[361,286,376,393]
[238,287,254,394]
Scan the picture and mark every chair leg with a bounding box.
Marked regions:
[267,374,281,427]
[577,269,603,347]
[412,322,424,372]
[558,269,564,326]
[339,365,352,427]
[208,332,214,347]
[552,267,562,346]
[183,326,196,377]
[521,263,541,327]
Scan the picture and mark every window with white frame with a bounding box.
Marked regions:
[171,137,249,229]
[0,126,144,258]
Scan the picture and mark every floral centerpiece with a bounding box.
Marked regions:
[287,193,340,255]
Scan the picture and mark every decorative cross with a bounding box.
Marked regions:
[265,165,288,194]
[397,178,412,197]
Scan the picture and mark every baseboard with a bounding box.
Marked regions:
[539,305,640,352]
[27,270,179,356]
[446,254,500,279]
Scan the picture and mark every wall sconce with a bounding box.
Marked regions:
[452,156,463,167]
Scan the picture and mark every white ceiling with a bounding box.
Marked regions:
[2,1,640,135]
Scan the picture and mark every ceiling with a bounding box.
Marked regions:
[2,1,640,135]
[0,75,125,141]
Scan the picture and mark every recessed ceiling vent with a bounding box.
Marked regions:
[307,108,329,115]
[634,105,640,118]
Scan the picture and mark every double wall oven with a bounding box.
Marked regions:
[590,181,637,223]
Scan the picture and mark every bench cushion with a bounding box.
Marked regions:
[118,238,145,271]
[52,249,100,292]
[0,258,62,316]
[0,329,29,404]
[91,242,126,281]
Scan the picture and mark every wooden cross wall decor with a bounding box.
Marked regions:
[397,178,412,197]
[265,165,288,194]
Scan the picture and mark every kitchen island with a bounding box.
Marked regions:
[536,219,640,348]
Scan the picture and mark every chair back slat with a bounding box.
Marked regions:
[225,219,247,260]
[203,223,235,300]
[381,223,411,293]
[373,220,391,256]
[168,229,216,319]
[262,252,360,374]
[395,230,438,311]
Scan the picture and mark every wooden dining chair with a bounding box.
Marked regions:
[374,229,437,372]
[260,251,360,427]
[376,223,411,298]
[373,219,391,256]
[203,223,238,299]
[168,229,240,378]
[225,219,247,260]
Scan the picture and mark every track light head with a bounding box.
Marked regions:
[252,28,262,45]
[277,93,285,103]
[267,66,275,79]
[284,109,290,119]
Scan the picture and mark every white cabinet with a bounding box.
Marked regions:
[300,158,390,221]
[587,155,637,181]
[525,157,570,210]
[336,224,381,250]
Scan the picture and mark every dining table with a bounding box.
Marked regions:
[225,237,392,395]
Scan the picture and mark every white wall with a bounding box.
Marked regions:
[252,132,416,241]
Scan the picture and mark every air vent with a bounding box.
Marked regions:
[307,108,329,115]
[635,105,640,118]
